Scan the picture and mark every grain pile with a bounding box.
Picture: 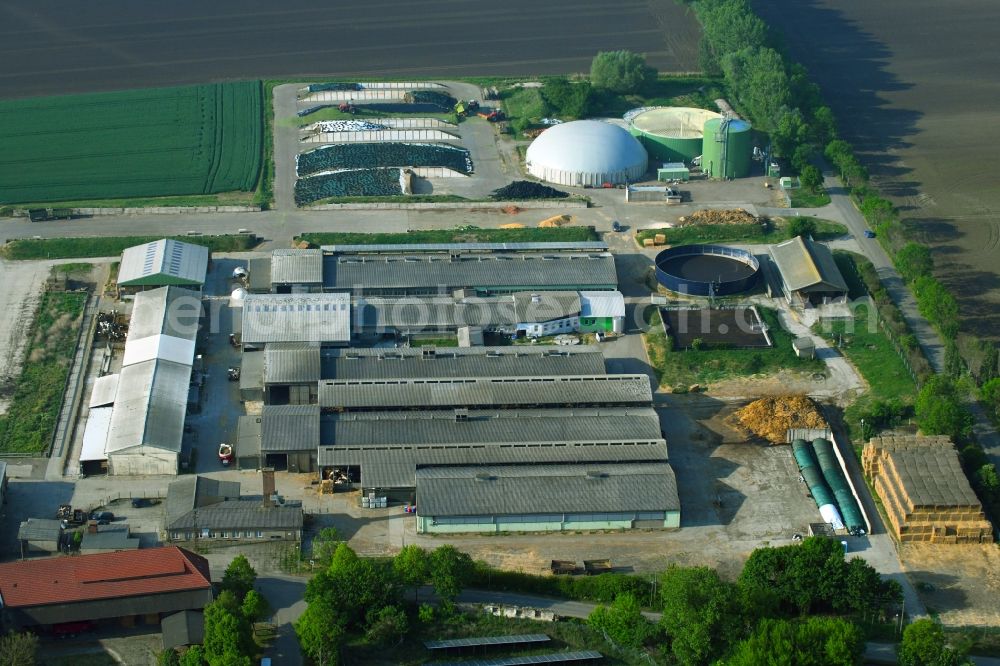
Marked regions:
[736,395,827,443]
[680,208,757,226]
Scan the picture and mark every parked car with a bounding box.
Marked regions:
[864,229,876,238]
[611,220,622,232]
[90,510,114,523]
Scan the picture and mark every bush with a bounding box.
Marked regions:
[915,376,973,442]
[540,78,592,118]
[590,50,657,94]
[787,216,817,239]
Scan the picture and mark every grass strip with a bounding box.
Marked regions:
[0,290,88,454]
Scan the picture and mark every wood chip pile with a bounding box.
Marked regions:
[736,395,827,443]
[680,208,758,226]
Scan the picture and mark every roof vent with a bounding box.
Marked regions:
[475,472,493,482]
[586,470,607,479]
[530,293,541,303]
[422,347,436,358]
[454,408,469,422]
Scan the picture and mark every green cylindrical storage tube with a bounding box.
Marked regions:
[701,118,752,179]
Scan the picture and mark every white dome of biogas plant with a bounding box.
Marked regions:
[525,120,648,187]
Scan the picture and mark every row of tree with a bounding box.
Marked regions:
[294,543,474,664]
[588,536,907,664]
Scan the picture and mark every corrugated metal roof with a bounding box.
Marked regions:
[323,252,617,292]
[322,241,608,254]
[580,291,626,318]
[17,518,62,542]
[321,346,606,380]
[271,249,323,285]
[324,407,662,447]
[320,442,669,488]
[166,477,242,528]
[261,405,320,452]
[354,292,583,331]
[242,293,351,344]
[167,501,303,531]
[89,374,120,408]
[126,287,201,342]
[121,334,196,368]
[81,406,113,462]
[264,343,322,384]
[768,236,848,293]
[318,374,652,410]
[416,463,680,516]
[512,291,581,322]
[106,359,190,454]
[118,239,208,286]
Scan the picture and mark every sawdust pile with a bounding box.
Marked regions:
[538,214,573,227]
[736,394,827,443]
[680,208,757,226]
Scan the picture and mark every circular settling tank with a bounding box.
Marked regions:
[655,244,759,296]
[628,107,722,163]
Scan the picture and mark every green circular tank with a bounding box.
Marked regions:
[628,107,721,163]
[701,118,752,178]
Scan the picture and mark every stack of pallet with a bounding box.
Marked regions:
[863,435,993,544]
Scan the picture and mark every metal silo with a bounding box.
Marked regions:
[701,118,752,179]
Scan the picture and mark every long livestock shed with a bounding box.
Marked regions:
[321,250,617,295]
[92,287,202,476]
[317,374,652,411]
[319,346,608,380]
[317,406,667,497]
[416,463,680,533]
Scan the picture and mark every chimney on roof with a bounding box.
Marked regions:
[262,468,276,507]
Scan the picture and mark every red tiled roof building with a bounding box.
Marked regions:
[0,546,213,630]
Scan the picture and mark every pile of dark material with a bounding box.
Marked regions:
[359,103,446,114]
[297,143,472,176]
[308,82,361,92]
[409,90,456,110]
[491,181,569,200]
[295,168,403,205]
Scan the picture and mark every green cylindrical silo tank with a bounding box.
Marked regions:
[701,118,752,179]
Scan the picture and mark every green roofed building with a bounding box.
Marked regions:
[118,239,209,294]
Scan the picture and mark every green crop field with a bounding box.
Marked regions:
[0,82,263,204]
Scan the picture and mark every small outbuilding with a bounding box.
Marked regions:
[792,336,816,359]
[162,610,205,650]
[526,120,648,187]
[117,239,209,294]
[18,518,63,556]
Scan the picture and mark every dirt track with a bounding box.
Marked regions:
[0,0,699,98]
[753,0,1000,340]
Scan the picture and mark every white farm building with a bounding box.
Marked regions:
[525,120,648,187]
